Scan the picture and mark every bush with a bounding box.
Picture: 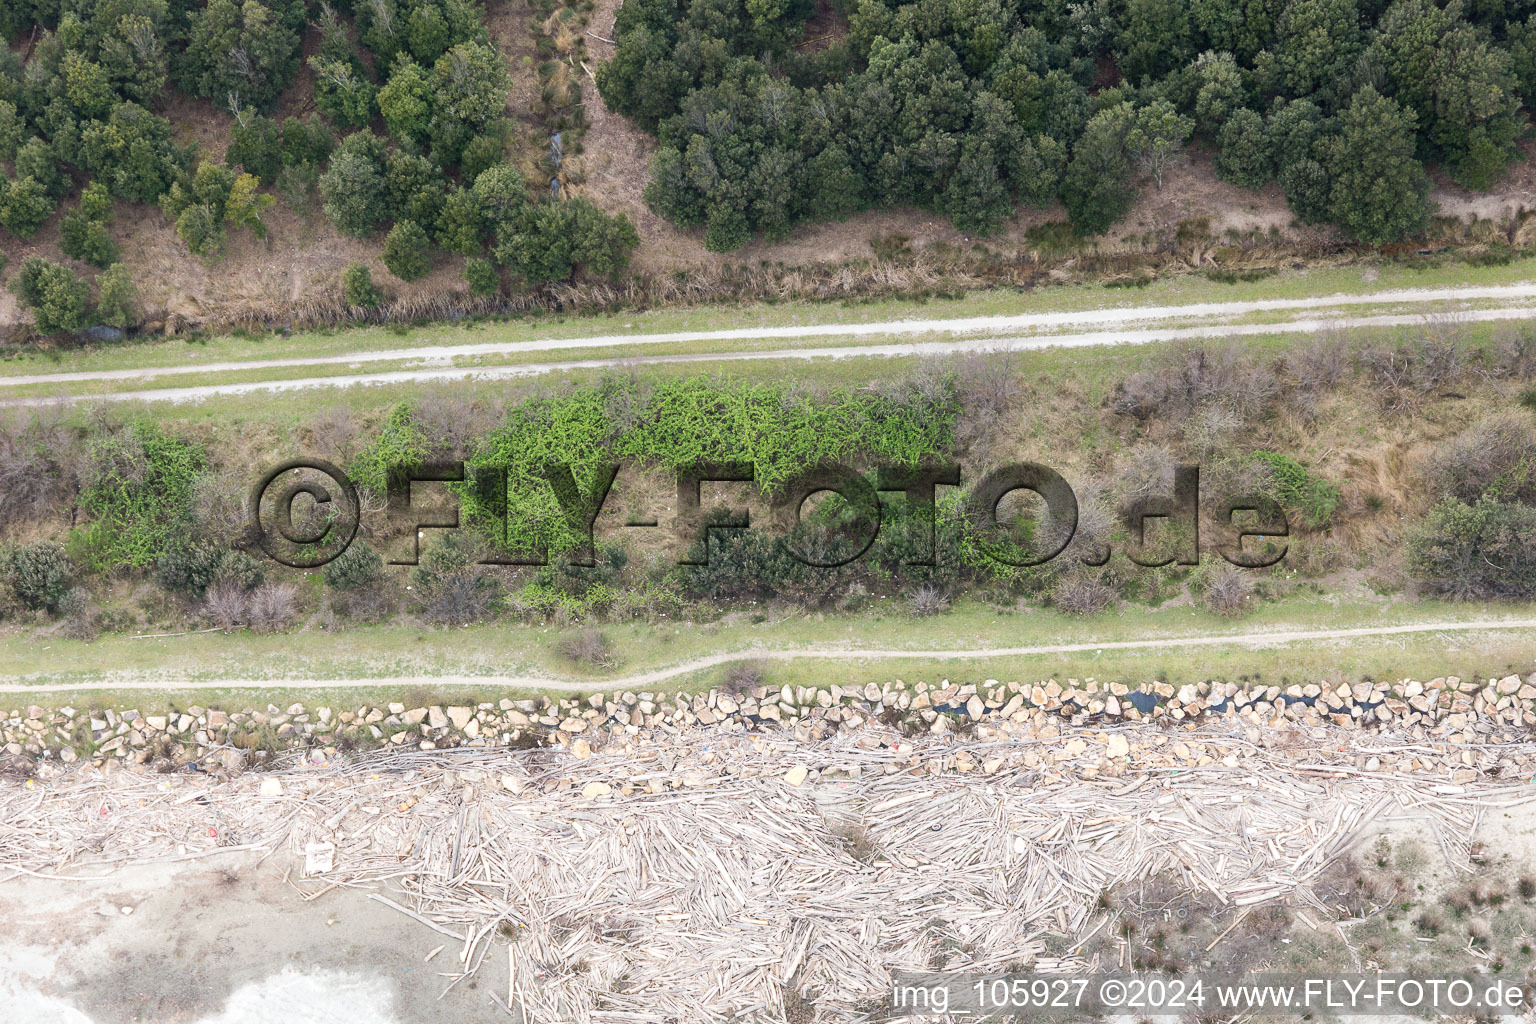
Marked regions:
[1248,451,1340,530]
[78,420,204,569]
[722,660,765,695]
[1406,497,1536,599]
[324,541,386,591]
[204,579,248,630]
[1424,413,1536,506]
[342,263,383,308]
[1193,562,1255,616]
[558,626,619,669]
[155,539,265,597]
[383,220,433,281]
[415,532,502,624]
[908,583,949,617]
[5,543,75,612]
[1052,573,1116,614]
[248,581,300,632]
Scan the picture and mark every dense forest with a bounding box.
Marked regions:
[597,0,1536,249]
[0,0,637,333]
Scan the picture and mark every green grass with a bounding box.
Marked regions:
[3,254,1535,383]
[4,593,1533,713]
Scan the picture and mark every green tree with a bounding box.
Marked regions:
[378,54,433,145]
[9,257,91,335]
[78,102,189,203]
[95,262,140,329]
[1127,100,1193,190]
[427,42,511,162]
[0,177,57,239]
[225,172,275,237]
[309,55,378,130]
[1214,107,1272,188]
[180,0,303,109]
[1115,0,1196,82]
[464,255,500,295]
[1323,86,1432,243]
[385,149,444,230]
[228,113,283,183]
[1015,133,1066,207]
[941,142,1011,234]
[1060,103,1139,235]
[383,219,433,280]
[15,138,67,197]
[0,100,22,161]
[60,183,120,268]
[342,262,383,306]
[319,131,390,236]
[1192,50,1246,133]
[1253,0,1363,99]
[436,183,486,254]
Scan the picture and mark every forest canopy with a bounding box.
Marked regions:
[1,0,638,333]
[597,0,1532,249]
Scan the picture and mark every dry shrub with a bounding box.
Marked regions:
[204,579,248,630]
[1112,341,1280,420]
[1198,563,1255,616]
[1423,412,1536,505]
[1361,331,1465,412]
[1182,405,1242,460]
[410,395,497,459]
[0,413,79,531]
[422,571,500,624]
[1285,333,1350,393]
[1052,573,1116,614]
[1283,334,1349,418]
[558,626,619,669]
[248,581,299,633]
[908,584,949,617]
[190,467,253,546]
[1063,478,1115,565]
[1114,444,1176,504]
[722,660,764,696]
[1478,325,1536,380]
[950,353,1022,454]
[305,408,359,459]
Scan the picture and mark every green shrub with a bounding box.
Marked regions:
[383,220,433,281]
[5,543,75,612]
[77,421,204,569]
[1407,498,1536,599]
[324,541,386,591]
[464,256,500,295]
[1249,451,1340,529]
[154,539,265,597]
[342,263,383,308]
[458,374,957,559]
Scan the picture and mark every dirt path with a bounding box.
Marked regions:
[9,304,1536,406]
[7,618,1533,694]
[2,281,1536,403]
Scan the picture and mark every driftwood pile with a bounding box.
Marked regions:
[0,726,1529,1023]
